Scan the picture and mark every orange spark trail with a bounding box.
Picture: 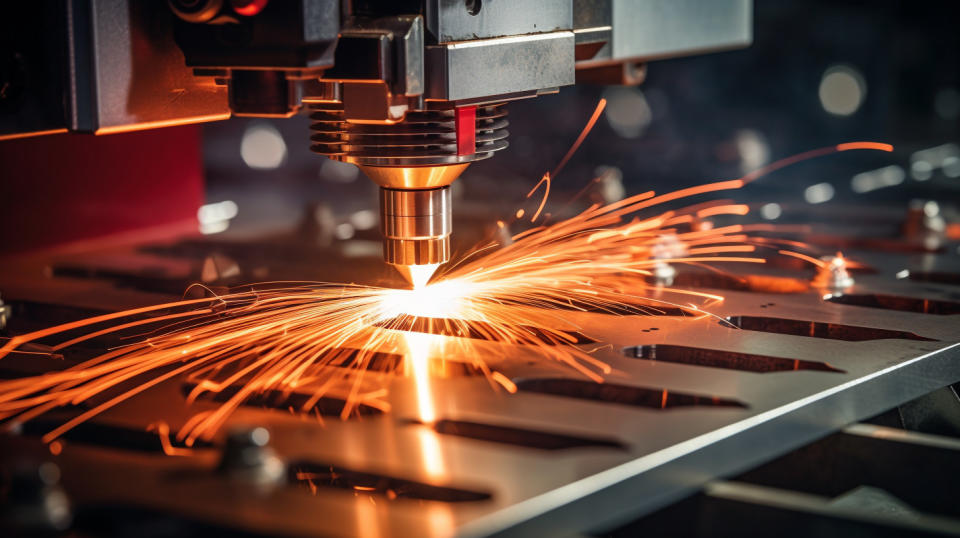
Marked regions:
[837,142,893,152]
[778,249,828,268]
[551,99,607,179]
[526,99,608,222]
[0,141,893,446]
[697,204,751,218]
[526,173,551,223]
[740,141,893,184]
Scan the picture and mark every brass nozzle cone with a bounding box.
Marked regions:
[360,164,469,190]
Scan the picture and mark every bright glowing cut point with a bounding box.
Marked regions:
[396,263,439,289]
[0,140,896,445]
[381,279,473,320]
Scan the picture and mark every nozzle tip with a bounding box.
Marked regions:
[395,263,440,289]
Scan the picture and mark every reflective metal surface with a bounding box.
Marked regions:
[380,187,452,266]
[606,0,751,63]
[309,104,510,167]
[425,32,576,102]
[67,0,230,133]
[573,0,752,67]
[362,164,470,190]
[1,215,958,536]
[425,0,572,43]
[3,1,959,536]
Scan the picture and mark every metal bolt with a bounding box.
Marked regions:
[816,253,854,291]
[0,462,72,533]
[0,293,10,331]
[216,427,285,486]
[650,234,686,287]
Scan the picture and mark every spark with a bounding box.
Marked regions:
[552,99,607,179]
[778,249,827,268]
[395,263,440,290]
[525,98,607,223]
[0,141,894,446]
[526,173,550,223]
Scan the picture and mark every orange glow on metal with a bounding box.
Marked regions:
[355,492,381,538]
[94,114,232,135]
[404,332,437,424]
[416,427,446,480]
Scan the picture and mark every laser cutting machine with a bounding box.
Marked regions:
[1,0,751,277]
[4,2,960,537]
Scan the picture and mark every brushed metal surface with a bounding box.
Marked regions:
[69,0,229,133]
[425,0,572,43]
[1,222,959,537]
[425,32,576,102]
[577,0,753,66]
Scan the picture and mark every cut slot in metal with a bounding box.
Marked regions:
[17,420,214,453]
[625,344,845,374]
[324,347,481,376]
[804,234,946,254]
[428,420,626,450]
[908,271,960,286]
[672,273,809,294]
[825,293,960,315]
[180,381,384,417]
[376,315,596,344]
[326,348,406,371]
[513,298,697,316]
[514,378,747,409]
[726,316,936,342]
[292,462,491,502]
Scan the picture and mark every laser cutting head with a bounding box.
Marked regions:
[1,1,752,274]
[379,182,450,268]
[362,165,468,274]
[310,104,509,274]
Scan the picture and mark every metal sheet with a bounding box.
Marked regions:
[1,210,959,537]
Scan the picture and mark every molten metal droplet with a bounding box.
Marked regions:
[396,264,440,289]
